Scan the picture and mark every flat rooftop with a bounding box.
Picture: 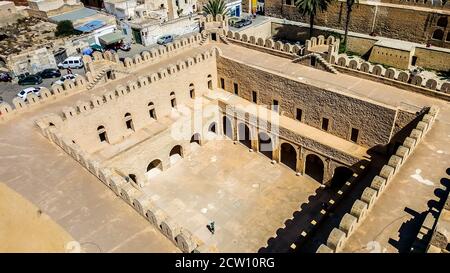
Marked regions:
[216,43,439,113]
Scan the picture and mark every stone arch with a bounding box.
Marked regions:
[425,79,438,90]
[146,159,163,179]
[169,145,183,166]
[280,142,297,171]
[258,131,273,160]
[190,133,201,146]
[238,122,251,149]
[330,166,353,189]
[432,29,444,40]
[222,115,233,139]
[208,121,217,134]
[337,56,349,67]
[437,16,448,28]
[305,154,324,183]
[397,71,409,82]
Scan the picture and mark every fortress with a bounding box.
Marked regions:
[0,15,449,253]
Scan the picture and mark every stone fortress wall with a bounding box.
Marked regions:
[1,15,444,253]
[263,0,450,48]
[223,31,450,100]
[316,106,440,253]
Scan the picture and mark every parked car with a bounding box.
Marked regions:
[90,44,105,53]
[18,74,43,85]
[17,72,30,80]
[38,68,61,79]
[228,17,240,27]
[57,56,84,69]
[157,35,174,45]
[234,19,252,28]
[17,87,41,101]
[118,42,131,51]
[0,72,12,82]
[52,73,78,86]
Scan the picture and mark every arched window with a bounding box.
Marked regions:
[432,29,444,40]
[207,74,213,90]
[124,113,134,130]
[97,125,108,143]
[170,92,176,108]
[208,122,217,133]
[190,133,201,145]
[437,16,448,28]
[128,174,137,183]
[258,132,273,159]
[148,102,156,119]
[189,83,195,99]
[238,123,251,149]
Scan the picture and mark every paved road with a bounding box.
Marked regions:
[0,68,85,105]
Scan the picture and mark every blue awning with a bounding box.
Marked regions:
[75,20,106,33]
[49,7,98,23]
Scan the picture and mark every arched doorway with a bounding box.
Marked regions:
[189,83,195,99]
[330,166,353,189]
[190,133,201,147]
[305,154,324,183]
[169,145,183,165]
[146,159,162,179]
[222,116,233,139]
[128,174,137,183]
[208,122,217,134]
[280,142,297,171]
[238,123,251,149]
[258,132,272,159]
[170,92,176,108]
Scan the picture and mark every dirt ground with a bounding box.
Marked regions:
[0,182,74,252]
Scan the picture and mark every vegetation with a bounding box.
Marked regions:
[203,0,229,17]
[295,0,331,38]
[343,0,359,52]
[55,20,80,37]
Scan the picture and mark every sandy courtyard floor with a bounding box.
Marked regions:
[142,140,320,252]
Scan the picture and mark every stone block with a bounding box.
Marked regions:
[326,228,346,252]
[403,137,416,150]
[316,244,334,253]
[339,213,357,236]
[361,187,378,208]
[350,200,368,221]
[395,146,410,161]
[370,175,387,195]
[379,165,395,182]
[387,155,402,171]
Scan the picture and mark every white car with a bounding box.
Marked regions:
[17,87,41,101]
[57,56,83,69]
[53,74,78,86]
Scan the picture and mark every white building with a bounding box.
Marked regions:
[104,0,138,19]
[121,14,199,46]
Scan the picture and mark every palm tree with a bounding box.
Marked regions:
[343,0,358,52]
[295,0,331,38]
[203,0,229,17]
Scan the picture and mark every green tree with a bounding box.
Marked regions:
[203,0,229,17]
[55,20,79,37]
[295,0,331,38]
[343,0,359,52]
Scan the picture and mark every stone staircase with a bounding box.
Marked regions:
[293,53,338,74]
[87,68,133,90]
[219,33,230,45]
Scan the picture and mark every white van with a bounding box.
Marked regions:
[57,56,84,69]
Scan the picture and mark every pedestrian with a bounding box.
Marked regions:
[67,67,72,74]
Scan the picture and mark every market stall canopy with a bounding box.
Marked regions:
[99,31,125,46]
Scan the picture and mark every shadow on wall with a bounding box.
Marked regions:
[389,168,450,253]
[259,109,429,253]
[257,157,370,253]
